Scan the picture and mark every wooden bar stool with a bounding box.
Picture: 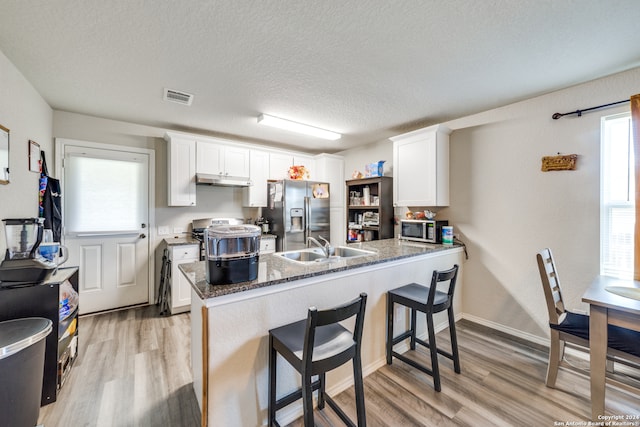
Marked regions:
[386,265,460,392]
[268,293,367,427]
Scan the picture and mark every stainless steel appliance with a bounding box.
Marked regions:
[205,224,261,285]
[0,218,56,285]
[263,180,330,252]
[399,219,449,243]
[192,218,244,260]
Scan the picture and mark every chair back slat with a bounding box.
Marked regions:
[302,293,367,372]
[536,248,566,324]
[315,293,367,326]
[427,264,459,306]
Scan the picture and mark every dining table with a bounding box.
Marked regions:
[581,275,640,420]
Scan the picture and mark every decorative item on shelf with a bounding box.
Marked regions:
[365,160,385,177]
[405,210,414,219]
[288,165,309,180]
[541,153,578,171]
[424,210,436,220]
[352,170,363,179]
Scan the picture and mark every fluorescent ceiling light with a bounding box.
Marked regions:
[257,114,341,140]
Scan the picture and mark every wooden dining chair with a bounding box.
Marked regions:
[536,248,640,387]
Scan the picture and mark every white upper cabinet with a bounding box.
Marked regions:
[293,154,316,179]
[243,149,269,207]
[224,145,251,178]
[165,133,196,206]
[391,124,450,207]
[196,140,250,178]
[314,153,344,207]
[269,152,294,180]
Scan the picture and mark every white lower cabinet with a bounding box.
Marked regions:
[260,236,276,254]
[169,244,199,314]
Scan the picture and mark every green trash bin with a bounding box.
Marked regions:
[0,317,52,427]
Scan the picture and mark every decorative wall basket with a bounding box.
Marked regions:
[541,154,577,172]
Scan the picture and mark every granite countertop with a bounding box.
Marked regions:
[164,236,200,246]
[179,239,462,300]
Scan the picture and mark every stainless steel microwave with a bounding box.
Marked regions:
[399,220,449,243]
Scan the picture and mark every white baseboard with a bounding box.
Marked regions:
[460,313,549,347]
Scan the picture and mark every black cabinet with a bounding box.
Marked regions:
[0,267,79,406]
[346,177,394,243]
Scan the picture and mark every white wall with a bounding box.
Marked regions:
[0,49,53,255]
[438,67,640,339]
[339,139,392,181]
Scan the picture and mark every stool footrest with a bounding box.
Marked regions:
[391,330,413,346]
[324,393,357,427]
[392,350,434,377]
[274,379,321,411]
[414,337,455,361]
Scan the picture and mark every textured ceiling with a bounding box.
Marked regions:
[1,0,639,153]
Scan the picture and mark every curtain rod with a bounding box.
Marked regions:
[552,99,630,120]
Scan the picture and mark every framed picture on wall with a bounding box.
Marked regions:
[0,124,9,184]
[29,140,40,173]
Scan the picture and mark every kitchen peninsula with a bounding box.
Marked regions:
[181,239,464,427]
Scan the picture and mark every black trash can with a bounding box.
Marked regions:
[0,317,52,427]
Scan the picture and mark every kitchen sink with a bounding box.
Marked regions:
[332,246,375,257]
[274,246,375,264]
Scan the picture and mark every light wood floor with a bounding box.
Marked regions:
[38,305,639,426]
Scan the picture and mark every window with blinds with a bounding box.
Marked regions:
[601,113,634,278]
[65,154,146,233]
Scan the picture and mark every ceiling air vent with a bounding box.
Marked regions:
[163,88,194,106]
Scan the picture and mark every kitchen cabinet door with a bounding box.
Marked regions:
[224,145,250,177]
[243,149,269,207]
[169,244,199,314]
[391,124,450,207]
[166,134,196,206]
[314,153,344,208]
[269,152,293,180]
[259,236,276,254]
[293,154,316,179]
[196,140,250,178]
[196,140,223,175]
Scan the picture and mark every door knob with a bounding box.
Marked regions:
[140,233,147,239]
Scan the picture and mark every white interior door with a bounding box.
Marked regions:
[59,141,152,314]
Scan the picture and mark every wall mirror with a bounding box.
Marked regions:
[0,124,8,184]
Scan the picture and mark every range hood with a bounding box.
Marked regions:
[196,173,252,187]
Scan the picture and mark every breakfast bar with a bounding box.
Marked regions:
[180,239,464,427]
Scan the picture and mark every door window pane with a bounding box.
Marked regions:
[65,154,146,233]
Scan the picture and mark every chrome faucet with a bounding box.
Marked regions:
[307,236,334,258]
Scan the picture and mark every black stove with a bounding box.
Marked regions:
[191,218,245,260]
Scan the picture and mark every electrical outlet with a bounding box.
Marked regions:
[158,226,170,236]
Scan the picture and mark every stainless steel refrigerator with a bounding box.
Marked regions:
[264,180,330,252]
